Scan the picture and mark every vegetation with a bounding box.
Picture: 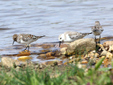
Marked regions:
[0,57,113,85]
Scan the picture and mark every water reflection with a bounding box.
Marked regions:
[0,0,113,61]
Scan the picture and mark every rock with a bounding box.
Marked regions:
[64,57,81,65]
[46,56,55,59]
[34,65,39,69]
[50,73,61,78]
[81,60,88,64]
[106,52,113,60]
[82,65,87,68]
[57,61,63,65]
[84,50,99,58]
[18,56,32,61]
[1,57,21,68]
[46,51,61,58]
[101,50,112,57]
[108,45,113,52]
[41,44,55,49]
[103,41,113,47]
[40,49,51,53]
[46,52,54,57]
[77,63,82,68]
[102,41,113,51]
[38,64,45,69]
[42,60,63,66]
[54,51,61,57]
[101,50,112,67]
[60,55,68,60]
[17,51,31,56]
[68,59,76,64]
[77,63,86,69]
[88,59,96,65]
[59,44,69,48]
[97,43,105,51]
[38,54,46,59]
[45,52,56,59]
[60,47,67,55]
[69,55,75,59]
[25,62,39,69]
[103,58,110,67]
[64,62,68,65]
[60,38,96,55]
[45,61,58,66]
[15,67,20,71]
[101,56,106,58]
[38,51,61,60]
[97,44,113,59]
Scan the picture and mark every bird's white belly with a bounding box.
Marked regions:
[17,39,32,45]
[64,34,73,42]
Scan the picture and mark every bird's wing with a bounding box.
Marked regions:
[91,26,96,30]
[22,34,34,41]
[68,32,83,39]
[99,26,104,31]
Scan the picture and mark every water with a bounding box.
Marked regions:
[0,0,113,55]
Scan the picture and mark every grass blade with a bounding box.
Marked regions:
[95,57,105,71]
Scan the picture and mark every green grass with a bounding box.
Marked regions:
[0,57,113,85]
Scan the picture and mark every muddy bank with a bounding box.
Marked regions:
[1,37,113,70]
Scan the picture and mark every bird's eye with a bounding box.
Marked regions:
[60,38,62,39]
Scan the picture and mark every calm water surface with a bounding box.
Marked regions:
[0,0,113,56]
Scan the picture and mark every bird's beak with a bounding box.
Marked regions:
[59,41,62,47]
[59,41,64,47]
[12,41,15,45]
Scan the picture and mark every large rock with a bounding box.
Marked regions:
[1,57,25,68]
[60,38,96,55]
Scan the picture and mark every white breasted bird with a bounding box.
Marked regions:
[91,21,104,43]
[58,31,92,46]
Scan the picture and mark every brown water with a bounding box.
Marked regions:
[0,0,113,61]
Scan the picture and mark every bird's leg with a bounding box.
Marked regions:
[27,45,29,51]
[94,36,98,52]
[23,45,29,51]
[95,41,98,52]
[95,36,100,52]
[24,46,28,51]
[95,36,96,42]
[59,41,62,47]
[98,35,101,44]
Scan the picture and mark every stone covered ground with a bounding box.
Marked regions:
[0,37,113,68]
[1,37,113,84]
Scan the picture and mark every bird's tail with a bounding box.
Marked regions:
[37,35,45,38]
[82,32,92,35]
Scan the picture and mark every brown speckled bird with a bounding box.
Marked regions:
[91,21,104,43]
[13,34,45,51]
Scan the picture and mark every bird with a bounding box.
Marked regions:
[58,31,92,46]
[12,34,45,51]
[91,21,104,43]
